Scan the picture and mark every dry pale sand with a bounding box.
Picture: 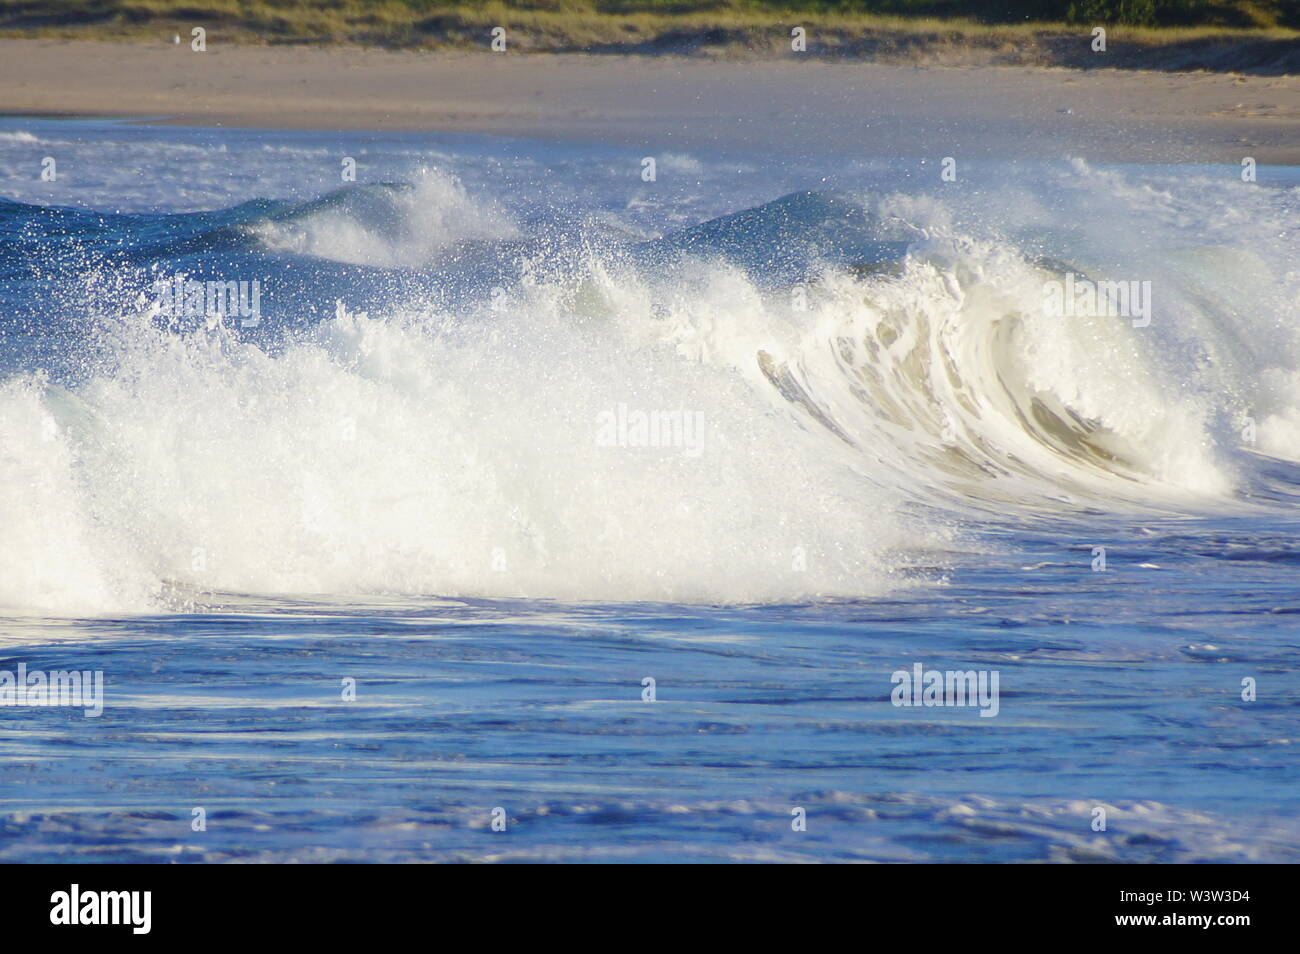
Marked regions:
[1,38,1297,163]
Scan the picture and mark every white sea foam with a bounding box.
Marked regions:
[248,170,519,267]
[4,154,1299,614]
[0,270,930,613]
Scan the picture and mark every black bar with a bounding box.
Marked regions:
[11,864,1285,939]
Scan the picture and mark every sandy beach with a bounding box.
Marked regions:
[1,38,1297,163]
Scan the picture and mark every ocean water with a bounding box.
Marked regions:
[1,117,1297,863]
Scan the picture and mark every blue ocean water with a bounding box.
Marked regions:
[0,118,1297,862]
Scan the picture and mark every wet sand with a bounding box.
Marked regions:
[1,38,1297,163]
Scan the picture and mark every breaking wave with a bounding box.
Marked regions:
[3,165,1299,612]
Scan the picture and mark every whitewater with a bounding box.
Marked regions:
[0,118,1296,862]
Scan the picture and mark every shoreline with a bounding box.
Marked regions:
[1,39,1297,164]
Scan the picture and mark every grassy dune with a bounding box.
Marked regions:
[0,1,1297,71]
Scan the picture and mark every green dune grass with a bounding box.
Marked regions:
[1,1,1296,69]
